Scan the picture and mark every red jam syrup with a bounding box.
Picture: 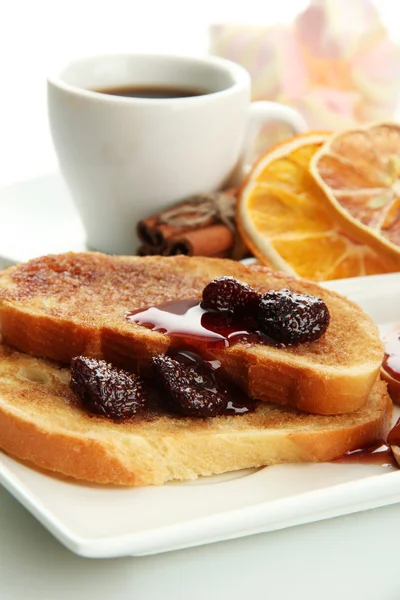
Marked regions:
[333,444,397,467]
[126,298,274,352]
[383,326,400,383]
[126,299,265,416]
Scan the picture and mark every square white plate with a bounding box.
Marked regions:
[1,271,400,558]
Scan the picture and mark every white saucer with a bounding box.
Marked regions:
[0,173,86,267]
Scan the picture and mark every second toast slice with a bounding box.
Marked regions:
[0,343,392,486]
[0,253,384,415]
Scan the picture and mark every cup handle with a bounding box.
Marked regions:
[231,101,308,184]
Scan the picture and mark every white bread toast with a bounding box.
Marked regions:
[0,253,384,415]
[0,344,392,485]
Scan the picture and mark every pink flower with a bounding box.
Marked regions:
[209,0,400,130]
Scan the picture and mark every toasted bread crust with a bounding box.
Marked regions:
[0,345,392,485]
[0,253,384,414]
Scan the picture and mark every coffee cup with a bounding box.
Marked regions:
[47,53,307,255]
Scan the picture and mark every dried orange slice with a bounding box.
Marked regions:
[237,132,398,281]
[310,122,400,265]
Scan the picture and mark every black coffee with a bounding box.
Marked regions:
[93,85,208,99]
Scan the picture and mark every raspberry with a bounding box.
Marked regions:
[70,356,147,419]
[201,276,260,313]
[152,354,227,417]
[256,288,330,345]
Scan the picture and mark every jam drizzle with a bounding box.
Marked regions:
[387,417,400,446]
[126,298,276,352]
[334,444,397,467]
[126,301,264,416]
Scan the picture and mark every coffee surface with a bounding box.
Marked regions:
[93,85,208,99]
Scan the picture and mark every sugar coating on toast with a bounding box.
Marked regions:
[0,343,392,485]
[0,253,385,414]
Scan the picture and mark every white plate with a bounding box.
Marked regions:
[0,272,399,558]
[0,175,400,558]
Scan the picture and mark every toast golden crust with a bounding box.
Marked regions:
[0,253,384,414]
[0,344,392,485]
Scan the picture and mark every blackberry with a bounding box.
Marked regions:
[256,288,330,345]
[201,276,260,313]
[70,356,147,420]
[152,354,227,417]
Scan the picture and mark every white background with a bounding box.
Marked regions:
[0,0,399,186]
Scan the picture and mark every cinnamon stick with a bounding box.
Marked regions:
[166,224,234,257]
[137,215,214,247]
[137,224,234,258]
[137,244,167,256]
[138,190,237,243]
[137,204,216,247]
[136,188,239,258]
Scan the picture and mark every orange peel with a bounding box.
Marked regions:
[310,122,400,266]
[237,131,398,281]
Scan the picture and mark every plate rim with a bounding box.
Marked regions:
[2,452,400,558]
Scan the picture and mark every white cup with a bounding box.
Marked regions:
[47,53,307,255]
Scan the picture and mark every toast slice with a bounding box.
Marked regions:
[0,253,384,415]
[0,344,392,485]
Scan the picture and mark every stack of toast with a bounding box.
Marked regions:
[0,253,393,485]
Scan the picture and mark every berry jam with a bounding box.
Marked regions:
[125,300,263,418]
[126,298,275,351]
[383,326,400,383]
[388,418,400,446]
[168,350,257,416]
